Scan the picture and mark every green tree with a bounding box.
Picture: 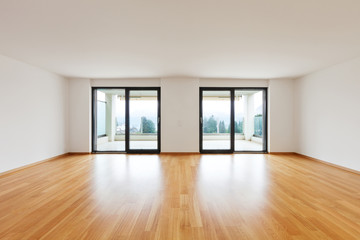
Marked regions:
[235,120,244,134]
[203,117,208,133]
[226,124,231,133]
[234,121,239,133]
[239,120,244,133]
[203,115,217,133]
[219,121,226,133]
[141,117,156,133]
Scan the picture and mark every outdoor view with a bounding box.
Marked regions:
[95,89,158,151]
[234,90,264,151]
[96,88,264,152]
[96,89,126,151]
[129,90,158,150]
[201,90,264,151]
[202,91,231,150]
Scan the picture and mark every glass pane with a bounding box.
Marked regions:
[202,90,231,150]
[234,90,264,151]
[97,101,106,136]
[96,89,126,151]
[129,90,158,150]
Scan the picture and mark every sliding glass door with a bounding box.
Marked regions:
[127,89,160,152]
[200,89,234,153]
[93,88,126,152]
[234,89,267,152]
[92,87,160,153]
[200,88,267,153]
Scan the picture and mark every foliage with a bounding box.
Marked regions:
[234,120,243,134]
[141,117,156,133]
[203,115,217,133]
[254,115,262,137]
[203,116,244,134]
[218,121,226,133]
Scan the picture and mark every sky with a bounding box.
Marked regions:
[116,99,158,130]
[99,90,263,131]
[203,91,263,126]
[98,90,158,132]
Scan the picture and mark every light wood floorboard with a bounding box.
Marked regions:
[0,153,359,239]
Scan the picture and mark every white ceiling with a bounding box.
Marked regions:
[1,0,360,79]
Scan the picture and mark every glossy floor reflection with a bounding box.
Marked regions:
[0,153,359,239]
[97,141,158,151]
[203,140,262,151]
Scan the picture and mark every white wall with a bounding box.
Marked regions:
[68,77,294,153]
[200,78,268,88]
[161,78,199,152]
[68,78,91,152]
[1,52,356,171]
[268,78,294,152]
[0,55,68,173]
[294,58,360,171]
[91,78,160,87]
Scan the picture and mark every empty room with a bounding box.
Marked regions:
[0,0,359,239]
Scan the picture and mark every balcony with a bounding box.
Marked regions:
[203,133,263,151]
[97,133,157,151]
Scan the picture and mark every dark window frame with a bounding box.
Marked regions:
[96,99,107,137]
[199,87,268,153]
[92,87,161,154]
[199,88,234,153]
